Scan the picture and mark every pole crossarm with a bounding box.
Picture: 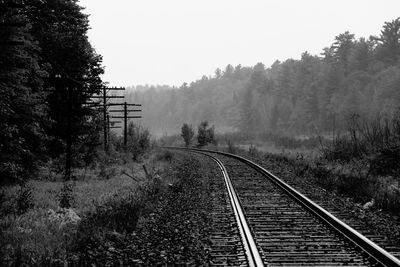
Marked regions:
[83,102,101,106]
[91,96,124,99]
[106,103,141,106]
[111,116,142,119]
[108,110,142,112]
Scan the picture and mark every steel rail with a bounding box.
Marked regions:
[169,148,264,267]
[172,147,400,267]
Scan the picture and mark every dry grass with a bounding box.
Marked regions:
[0,150,173,266]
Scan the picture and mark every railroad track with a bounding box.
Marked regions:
[167,147,400,267]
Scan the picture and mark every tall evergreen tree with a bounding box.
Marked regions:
[374,17,400,65]
[332,31,355,76]
[27,0,104,162]
[0,4,47,183]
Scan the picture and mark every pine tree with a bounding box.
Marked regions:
[27,0,104,163]
[0,4,47,183]
[374,18,400,65]
[181,123,194,147]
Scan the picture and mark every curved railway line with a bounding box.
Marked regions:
[167,147,400,267]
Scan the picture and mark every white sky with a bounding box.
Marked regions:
[79,0,400,87]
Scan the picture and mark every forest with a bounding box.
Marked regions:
[126,18,400,139]
[0,0,104,184]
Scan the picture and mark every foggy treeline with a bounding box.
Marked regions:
[127,18,400,137]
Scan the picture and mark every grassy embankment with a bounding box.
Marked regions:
[0,150,183,265]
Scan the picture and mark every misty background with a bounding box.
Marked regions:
[79,1,400,138]
[80,0,400,86]
[125,27,400,137]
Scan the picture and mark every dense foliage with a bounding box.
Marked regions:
[0,1,104,184]
[120,122,151,161]
[196,121,216,148]
[181,123,194,147]
[0,2,47,183]
[126,18,400,138]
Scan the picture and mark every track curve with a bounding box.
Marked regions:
[166,147,400,267]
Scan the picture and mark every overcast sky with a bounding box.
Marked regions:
[79,0,400,87]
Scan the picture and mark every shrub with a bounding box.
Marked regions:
[197,121,216,148]
[98,157,117,180]
[1,209,79,266]
[181,123,195,147]
[73,177,166,254]
[320,135,362,162]
[81,190,144,233]
[155,150,174,162]
[16,185,34,215]
[126,123,151,161]
[369,144,400,176]
[58,182,75,209]
[0,162,25,185]
[248,145,259,157]
[320,113,400,163]
[226,139,237,154]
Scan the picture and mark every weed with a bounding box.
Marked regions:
[197,121,216,148]
[248,145,259,157]
[82,190,143,233]
[369,144,400,176]
[155,150,174,162]
[98,153,117,180]
[16,185,34,215]
[0,162,24,185]
[226,139,237,154]
[98,164,117,180]
[58,182,75,209]
[122,123,151,161]
[320,113,400,167]
[0,208,79,266]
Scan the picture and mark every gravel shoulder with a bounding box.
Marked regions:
[70,152,246,266]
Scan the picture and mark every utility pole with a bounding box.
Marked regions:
[106,114,110,145]
[90,87,125,152]
[103,88,107,151]
[124,102,128,147]
[109,102,141,150]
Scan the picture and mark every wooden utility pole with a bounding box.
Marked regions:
[109,102,141,149]
[106,114,110,144]
[91,87,125,151]
[124,102,128,147]
[103,88,107,150]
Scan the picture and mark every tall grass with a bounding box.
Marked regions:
[0,149,177,265]
[217,132,323,150]
[320,113,400,176]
